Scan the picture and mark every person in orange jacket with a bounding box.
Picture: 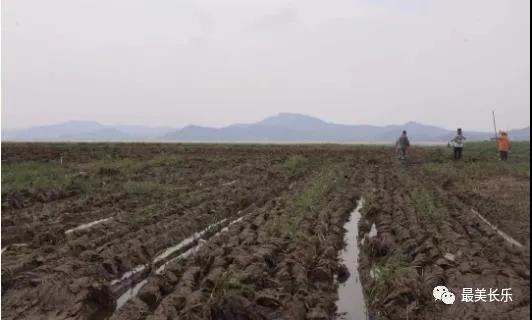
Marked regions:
[497,132,511,161]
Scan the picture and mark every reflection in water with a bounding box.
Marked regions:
[336,198,367,320]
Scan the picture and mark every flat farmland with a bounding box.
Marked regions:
[1,142,529,320]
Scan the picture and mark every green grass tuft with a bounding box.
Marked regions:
[282,155,309,177]
[412,187,447,224]
[2,161,70,194]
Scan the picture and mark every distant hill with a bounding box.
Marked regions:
[2,114,529,143]
[2,121,174,142]
[162,113,530,143]
[2,121,106,141]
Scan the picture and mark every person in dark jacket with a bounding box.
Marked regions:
[395,131,410,160]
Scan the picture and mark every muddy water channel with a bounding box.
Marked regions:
[336,198,368,320]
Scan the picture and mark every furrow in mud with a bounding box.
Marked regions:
[111,211,252,312]
[357,157,530,320]
[2,146,335,320]
[470,209,524,249]
[111,162,366,320]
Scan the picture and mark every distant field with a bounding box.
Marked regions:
[1,142,529,320]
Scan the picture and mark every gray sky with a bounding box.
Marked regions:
[2,0,530,131]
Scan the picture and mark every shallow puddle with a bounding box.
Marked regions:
[471,209,524,249]
[65,217,113,235]
[336,198,367,320]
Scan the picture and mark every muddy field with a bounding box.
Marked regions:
[1,142,530,320]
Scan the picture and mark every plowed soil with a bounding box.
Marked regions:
[1,143,529,320]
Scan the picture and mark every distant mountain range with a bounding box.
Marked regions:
[2,121,173,142]
[2,113,530,143]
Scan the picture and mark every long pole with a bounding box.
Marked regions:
[492,110,498,140]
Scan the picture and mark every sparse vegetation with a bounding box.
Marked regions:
[271,164,344,239]
[1,161,69,193]
[411,187,447,224]
[282,155,309,177]
[208,270,254,303]
[422,141,530,180]
[366,256,410,305]
[123,180,169,195]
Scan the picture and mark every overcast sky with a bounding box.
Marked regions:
[2,0,530,131]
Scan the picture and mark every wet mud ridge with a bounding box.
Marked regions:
[111,212,252,312]
[3,145,338,320]
[356,156,530,320]
[110,165,366,320]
